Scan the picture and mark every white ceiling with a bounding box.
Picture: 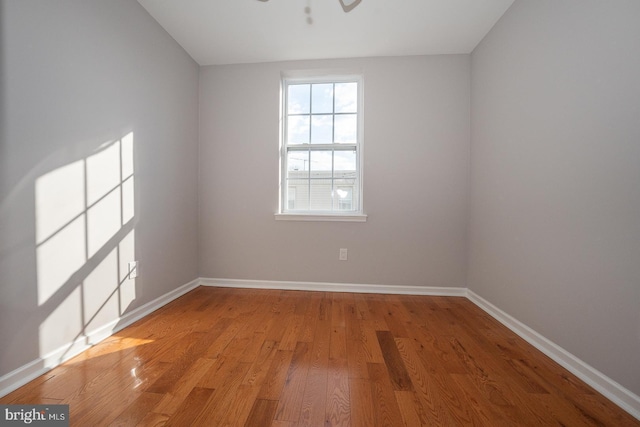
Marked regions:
[137,0,515,66]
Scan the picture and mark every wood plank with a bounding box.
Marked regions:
[195,355,242,389]
[349,378,375,427]
[345,305,371,379]
[274,342,311,422]
[448,373,513,426]
[151,357,215,415]
[298,319,331,426]
[362,294,391,331]
[62,358,171,425]
[164,387,214,427]
[325,358,351,427]
[134,412,169,427]
[368,363,405,427]
[394,390,426,427]
[244,398,278,427]
[144,333,207,394]
[1,370,59,403]
[376,330,413,391]
[108,392,164,427]
[190,361,252,425]
[393,338,454,425]
[278,314,304,351]
[241,340,278,387]
[298,293,321,342]
[239,332,269,364]
[353,293,370,320]
[447,335,545,425]
[256,350,295,400]
[293,291,312,315]
[446,336,560,425]
[404,337,489,425]
[378,297,411,337]
[361,323,386,363]
[329,294,348,361]
[217,384,262,426]
[264,313,289,343]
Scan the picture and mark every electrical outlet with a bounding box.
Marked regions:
[128,261,138,279]
[339,248,348,261]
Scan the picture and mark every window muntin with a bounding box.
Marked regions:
[281,77,362,215]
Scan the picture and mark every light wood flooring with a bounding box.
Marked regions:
[1,287,638,426]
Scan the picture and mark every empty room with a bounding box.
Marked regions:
[1,0,639,425]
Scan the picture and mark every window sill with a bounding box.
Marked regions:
[274,213,367,222]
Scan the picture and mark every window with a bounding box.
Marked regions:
[278,74,365,221]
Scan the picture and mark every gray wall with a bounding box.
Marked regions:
[469,0,640,395]
[199,56,470,287]
[0,0,199,377]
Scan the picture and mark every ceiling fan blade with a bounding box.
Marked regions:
[338,0,362,12]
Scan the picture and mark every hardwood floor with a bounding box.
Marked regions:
[1,287,638,426]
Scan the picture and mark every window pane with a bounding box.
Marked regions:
[287,187,296,210]
[334,149,356,172]
[334,114,357,144]
[288,151,309,177]
[310,150,332,172]
[312,84,333,114]
[287,178,309,210]
[288,84,310,114]
[310,179,332,211]
[334,186,354,211]
[311,115,333,144]
[335,82,358,113]
[287,116,310,145]
[334,178,358,210]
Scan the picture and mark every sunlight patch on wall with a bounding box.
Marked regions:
[121,133,134,178]
[38,287,83,357]
[87,187,121,258]
[35,132,137,359]
[35,161,85,244]
[86,141,120,206]
[123,176,135,224]
[118,230,136,313]
[122,132,135,223]
[83,248,119,335]
[35,162,86,305]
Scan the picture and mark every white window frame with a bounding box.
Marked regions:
[275,72,366,222]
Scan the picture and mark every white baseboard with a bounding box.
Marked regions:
[467,290,640,421]
[199,277,467,297]
[0,278,200,398]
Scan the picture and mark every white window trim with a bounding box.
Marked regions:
[277,71,365,222]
